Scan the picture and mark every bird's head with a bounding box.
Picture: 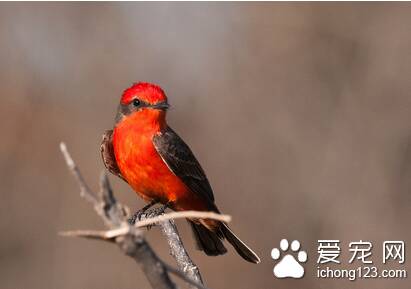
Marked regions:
[115,82,169,125]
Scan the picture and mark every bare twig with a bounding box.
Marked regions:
[59,227,129,240]
[135,209,206,289]
[61,210,230,240]
[60,142,98,204]
[60,226,209,289]
[134,211,230,228]
[160,220,204,288]
[162,261,207,289]
[59,142,210,289]
[135,211,230,288]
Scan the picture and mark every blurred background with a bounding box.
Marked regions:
[1,3,411,289]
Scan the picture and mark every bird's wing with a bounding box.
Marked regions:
[100,130,126,182]
[153,126,215,205]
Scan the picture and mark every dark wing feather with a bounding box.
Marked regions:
[153,127,215,205]
[100,130,126,182]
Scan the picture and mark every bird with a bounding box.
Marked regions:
[101,82,260,263]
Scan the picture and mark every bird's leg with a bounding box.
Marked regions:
[128,200,157,224]
[143,202,171,230]
[157,202,169,215]
[147,202,169,217]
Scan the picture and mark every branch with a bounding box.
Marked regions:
[61,210,231,289]
[159,220,204,287]
[59,142,210,289]
[60,210,231,240]
[60,142,97,204]
[134,211,231,288]
[60,227,208,289]
[134,211,230,228]
[59,227,128,240]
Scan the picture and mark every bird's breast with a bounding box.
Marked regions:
[112,123,188,203]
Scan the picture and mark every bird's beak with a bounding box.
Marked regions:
[151,101,170,111]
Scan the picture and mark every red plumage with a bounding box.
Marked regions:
[101,82,260,263]
[121,82,166,105]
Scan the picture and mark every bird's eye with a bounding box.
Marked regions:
[132,98,141,107]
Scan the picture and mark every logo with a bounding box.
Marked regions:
[271,239,307,279]
[383,241,405,264]
[271,239,407,281]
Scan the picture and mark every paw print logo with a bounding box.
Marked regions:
[271,239,307,279]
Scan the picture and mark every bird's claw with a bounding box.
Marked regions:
[128,209,148,225]
[128,200,158,225]
[148,204,168,217]
[128,203,168,226]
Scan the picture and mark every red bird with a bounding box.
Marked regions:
[101,82,260,263]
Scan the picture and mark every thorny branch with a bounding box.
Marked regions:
[59,142,230,289]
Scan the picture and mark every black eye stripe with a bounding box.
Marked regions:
[117,99,149,118]
[115,99,167,124]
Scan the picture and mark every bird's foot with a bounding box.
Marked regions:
[128,200,157,225]
[145,203,168,218]
[128,211,141,225]
[138,203,169,230]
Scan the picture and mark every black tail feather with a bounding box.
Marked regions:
[189,221,260,264]
[189,221,227,256]
[221,223,260,264]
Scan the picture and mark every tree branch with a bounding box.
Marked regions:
[159,220,204,287]
[134,211,230,228]
[59,142,211,289]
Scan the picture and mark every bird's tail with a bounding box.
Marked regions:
[189,221,227,256]
[189,221,260,264]
[221,223,260,264]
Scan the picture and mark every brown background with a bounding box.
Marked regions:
[1,3,411,289]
